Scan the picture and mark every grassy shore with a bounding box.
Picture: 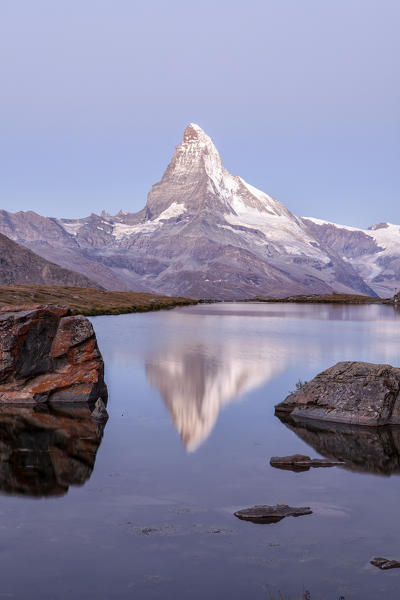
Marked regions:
[247,293,392,305]
[0,285,197,316]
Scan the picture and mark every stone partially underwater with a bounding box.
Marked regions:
[275,361,400,426]
[0,304,107,403]
[270,454,345,471]
[234,504,312,524]
[0,404,106,497]
[277,415,400,476]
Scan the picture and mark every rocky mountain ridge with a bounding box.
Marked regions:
[0,124,397,298]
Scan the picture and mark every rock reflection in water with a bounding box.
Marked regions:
[0,404,106,497]
[278,415,400,476]
[146,342,287,451]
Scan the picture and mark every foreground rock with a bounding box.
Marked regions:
[370,557,400,570]
[234,504,312,524]
[275,362,400,426]
[0,304,107,403]
[0,404,106,497]
[270,454,344,471]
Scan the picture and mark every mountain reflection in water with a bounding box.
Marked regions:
[278,415,400,476]
[0,404,106,497]
[146,341,288,451]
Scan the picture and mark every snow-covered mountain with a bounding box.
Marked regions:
[303,218,400,297]
[0,123,395,298]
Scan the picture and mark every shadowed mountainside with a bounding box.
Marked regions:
[0,231,100,289]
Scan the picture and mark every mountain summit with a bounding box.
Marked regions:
[0,124,382,299]
[147,123,289,220]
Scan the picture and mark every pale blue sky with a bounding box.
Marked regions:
[0,0,399,227]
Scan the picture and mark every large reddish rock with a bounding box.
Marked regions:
[0,304,107,403]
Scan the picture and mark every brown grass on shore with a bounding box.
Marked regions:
[0,285,197,316]
[248,292,390,305]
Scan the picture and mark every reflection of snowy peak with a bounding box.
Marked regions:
[146,342,285,451]
[0,123,394,298]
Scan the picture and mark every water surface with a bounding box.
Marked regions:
[1,302,400,599]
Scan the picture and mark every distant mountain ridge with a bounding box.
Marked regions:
[302,218,400,298]
[0,124,398,298]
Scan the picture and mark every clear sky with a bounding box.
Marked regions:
[0,0,399,227]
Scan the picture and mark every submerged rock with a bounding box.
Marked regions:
[0,304,107,403]
[277,415,400,476]
[270,454,344,471]
[234,504,312,524]
[370,557,400,570]
[275,362,400,426]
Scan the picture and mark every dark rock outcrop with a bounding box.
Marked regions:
[0,305,107,403]
[275,362,400,426]
[0,404,106,497]
[270,454,344,471]
[276,416,400,476]
[234,504,312,524]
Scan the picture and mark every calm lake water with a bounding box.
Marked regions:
[2,302,400,599]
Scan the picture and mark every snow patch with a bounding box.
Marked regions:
[112,202,186,240]
[59,221,84,236]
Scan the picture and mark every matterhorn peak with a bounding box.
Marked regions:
[145,123,291,220]
[183,122,211,142]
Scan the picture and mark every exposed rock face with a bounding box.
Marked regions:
[0,404,106,496]
[0,231,101,288]
[275,362,400,426]
[0,305,107,403]
[276,416,400,476]
[234,504,312,524]
[0,125,377,299]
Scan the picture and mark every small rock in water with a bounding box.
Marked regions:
[370,557,400,570]
[91,398,109,421]
[270,454,345,471]
[234,504,312,524]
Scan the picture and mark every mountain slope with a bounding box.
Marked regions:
[303,218,400,297]
[0,124,380,299]
[0,232,101,288]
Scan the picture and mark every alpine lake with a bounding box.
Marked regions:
[1,302,400,599]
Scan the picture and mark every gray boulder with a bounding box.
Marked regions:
[275,361,400,426]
